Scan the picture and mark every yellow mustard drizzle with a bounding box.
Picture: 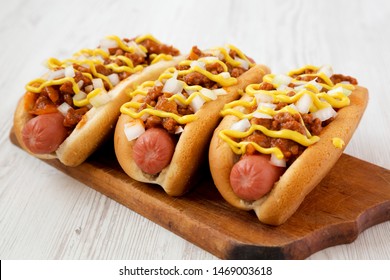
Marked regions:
[106,35,148,54]
[134,34,162,44]
[75,48,110,59]
[120,45,254,125]
[36,57,115,90]
[195,58,228,72]
[180,66,237,87]
[26,77,81,94]
[150,54,173,64]
[217,45,255,68]
[220,125,319,156]
[72,88,104,107]
[25,34,175,108]
[221,98,314,139]
[332,137,345,148]
[287,65,332,86]
[219,65,355,159]
[245,86,350,110]
[121,102,197,124]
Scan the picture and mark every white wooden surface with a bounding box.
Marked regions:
[1,0,389,260]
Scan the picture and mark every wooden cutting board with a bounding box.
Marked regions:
[10,131,390,259]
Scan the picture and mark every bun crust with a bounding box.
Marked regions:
[209,86,368,225]
[114,64,271,196]
[13,56,185,166]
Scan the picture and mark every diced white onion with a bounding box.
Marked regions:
[200,56,220,62]
[219,72,231,79]
[343,88,352,96]
[77,54,87,61]
[200,88,217,100]
[257,102,277,110]
[65,66,75,78]
[230,118,251,132]
[189,95,205,112]
[154,80,163,87]
[312,106,337,122]
[270,153,287,167]
[85,85,93,93]
[295,93,313,114]
[163,77,184,94]
[272,74,292,86]
[318,64,333,77]
[305,79,322,91]
[288,103,299,112]
[73,91,87,102]
[171,70,179,80]
[327,87,342,95]
[190,60,206,69]
[93,56,104,63]
[213,88,227,95]
[295,79,322,92]
[92,78,104,89]
[327,86,352,96]
[234,57,249,70]
[100,38,118,49]
[89,90,110,107]
[123,120,145,141]
[57,102,72,117]
[81,63,90,69]
[205,49,223,60]
[127,41,147,57]
[100,48,109,54]
[48,69,65,80]
[294,84,305,92]
[293,80,307,86]
[140,113,150,122]
[108,73,120,86]
[253,111,273,119]
[277,84,292,91]
[175,126,184,134]
[255,93,273,103]
[77,80,84,89]
[184,88,195,95]
[234,106,245,112]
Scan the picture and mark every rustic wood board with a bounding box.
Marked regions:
[10,132,390,259]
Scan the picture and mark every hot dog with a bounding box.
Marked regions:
[114,45,270,196]
[13,34,184,166]
[209,65,368,225]
[21,112,68,154]
[229,154,285,201]
[132,127,176,174]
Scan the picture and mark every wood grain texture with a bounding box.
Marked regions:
[9,133,390,259]
[1,0,390,259]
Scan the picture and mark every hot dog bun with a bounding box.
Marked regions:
[115,55,270,196]
[13,35,184,166]
[209,67,368,225]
